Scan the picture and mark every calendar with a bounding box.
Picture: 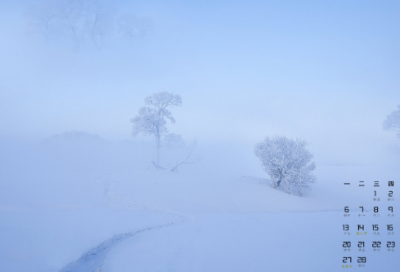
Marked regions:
[342,181,396,269]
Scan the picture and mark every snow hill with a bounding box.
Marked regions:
[0,138,398,271]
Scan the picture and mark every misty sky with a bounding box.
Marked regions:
[1,0,399,165]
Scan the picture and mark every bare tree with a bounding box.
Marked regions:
[163,134,200,172]
[88,1,114,47]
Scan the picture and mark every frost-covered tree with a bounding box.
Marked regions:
[27,0,154,49]
[254,136,316,196]
[28,0,115,48]
[383,105,400,139]
[131,92,182,168]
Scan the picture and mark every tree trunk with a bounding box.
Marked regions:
[156,134,160,167]
[276,172,283,187]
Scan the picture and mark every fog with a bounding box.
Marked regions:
[0,0,398,167]
[0,2,399,271]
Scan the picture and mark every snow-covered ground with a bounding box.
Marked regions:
[0,140,399,271]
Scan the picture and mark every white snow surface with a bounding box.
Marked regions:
[0,141,399,271]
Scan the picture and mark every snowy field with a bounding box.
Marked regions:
[1,0,399,271]
[0,140,398,272]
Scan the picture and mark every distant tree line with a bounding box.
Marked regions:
[27,0,152,48]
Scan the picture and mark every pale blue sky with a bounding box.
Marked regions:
[1,0,399,164]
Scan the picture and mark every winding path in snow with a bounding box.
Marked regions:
[60,174,191,272]
[59,222,177,272]
[60,174,193,272]
[60,174,186,272]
